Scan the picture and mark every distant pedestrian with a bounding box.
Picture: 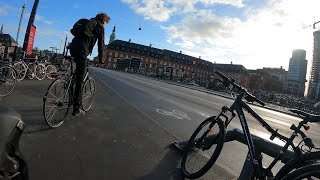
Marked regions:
[68,12,110,116]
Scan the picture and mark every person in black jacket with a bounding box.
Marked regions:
[69,12,110,116]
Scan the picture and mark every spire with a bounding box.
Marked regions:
[109,26,116,44]
[0,24,3,34]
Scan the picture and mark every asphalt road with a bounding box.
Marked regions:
[0,73,233,179]
[1,68,319,180]
[91,67,320,177]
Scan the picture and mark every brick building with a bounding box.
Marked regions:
[104,39,215,82]
[212,63,251,88]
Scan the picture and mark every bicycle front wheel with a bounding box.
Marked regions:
[82,76,95,111]
[13,61,27,81]
[0,66,17,97]
[35,63,46,80]
[45,65,58,80]
[282,163,320,180]
[181,116,226,179]
[43,78,70,128]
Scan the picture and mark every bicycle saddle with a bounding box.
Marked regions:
[290,109,320,123]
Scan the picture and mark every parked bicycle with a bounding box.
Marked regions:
[180,70,320,179]
[42,54,95,128]
[0,58,17,97]
[13,51,46,81]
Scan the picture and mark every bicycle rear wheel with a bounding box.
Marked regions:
[13,61,27,81]
[275,152,320,180]
[282,163,320,180]
[43,78,70,128]
[0,66,17,97]
[181,116,226,179]
[82,76,95,111]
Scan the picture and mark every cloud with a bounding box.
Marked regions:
[122,0,177,22]
[73,4,80,9]
[161,0,319,70]
[0,3,19,16]
[197,0,244,7]
[0,9,7,16]
[121,0,245,22]
[162,10,241,48]
[25,13,53,25]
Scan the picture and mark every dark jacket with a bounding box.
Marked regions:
[69,18,105,61]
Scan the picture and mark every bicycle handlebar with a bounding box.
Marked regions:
[215,70,265,106]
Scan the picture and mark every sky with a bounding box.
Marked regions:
[1,0,320,74]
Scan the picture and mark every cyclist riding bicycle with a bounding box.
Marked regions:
[68,12,110,116]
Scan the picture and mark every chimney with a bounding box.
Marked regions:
[149,43,152,47]
[129,39,131,43]
[231,61,233,64]
[180,50,182,54]
[199,56,201,59]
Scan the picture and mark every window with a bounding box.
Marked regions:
[108,57,111,62]
[120,53,123,57]
[109,52,113,56]
[115,52,118,57]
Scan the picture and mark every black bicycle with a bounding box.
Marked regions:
[181,70,320,179]
[42,55,95,128]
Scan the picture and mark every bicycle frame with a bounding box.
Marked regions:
[61,59,90,106]
[220,92,305,178]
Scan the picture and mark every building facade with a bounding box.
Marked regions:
[258,67,287,85]
[308,30,320,99]
[285,49,308,97]
[104,39,216,82]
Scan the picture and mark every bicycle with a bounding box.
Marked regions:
[12,51,46,81]
[42,54,95,128]
[180,70,320,179]
[281,163,320,180]
[0,57,17,97]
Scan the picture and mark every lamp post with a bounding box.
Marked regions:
[16,0,26,44]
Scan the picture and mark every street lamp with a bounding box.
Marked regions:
[16,0,27,43]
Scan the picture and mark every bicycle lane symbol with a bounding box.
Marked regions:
[155,109,191,120]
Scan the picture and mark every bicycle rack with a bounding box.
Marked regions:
[173,128,295,179]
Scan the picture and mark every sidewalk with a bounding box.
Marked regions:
[0,78,236,179]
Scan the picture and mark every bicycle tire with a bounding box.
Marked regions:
[35,63,46,80]
[46,64,58,80]
[43,78,70,128]
[27,63,35,80]
[181,116,226,179]
[0,66,17,97]
[12,61,27,81]
[281,163,320,180]
[274,151,320,179]
[82,76,95,112]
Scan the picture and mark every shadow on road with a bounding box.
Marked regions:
[13,107,51,133]
[136,144,185,180]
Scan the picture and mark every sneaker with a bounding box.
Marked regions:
[72,109,85,117]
